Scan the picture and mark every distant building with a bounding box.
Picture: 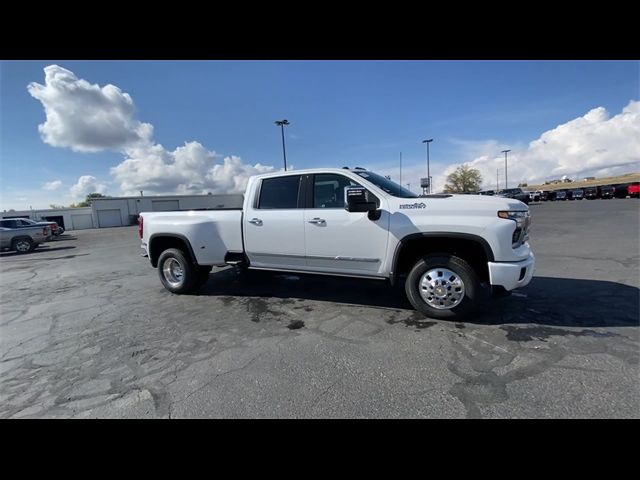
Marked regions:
[1,207,94,230]
[583,176,595,181]
[1,193,243,230]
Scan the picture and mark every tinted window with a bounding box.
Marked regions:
[0,220,17,228]
[313,174,360,208]
[355,171,418,198]
[258,175,301,209]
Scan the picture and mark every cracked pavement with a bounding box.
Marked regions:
[0,199,638,418]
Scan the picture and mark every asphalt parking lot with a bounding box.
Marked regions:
[1,198,638,418]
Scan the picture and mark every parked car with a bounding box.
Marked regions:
[614,184,629,199]
[628,182,640,198]
[526,191,540,202]
[572,189,584,200]
[555,190,567,201]
[478,190,495,196]
[546,191,557,201]
[584,186,600,199]
[539,190,551,201]
[0,224,51,253]
[0,218,59,238]
[21,218,62,237]
[566,190,575,200]
[600,185,615,199]
[139,167,535,320]
[497,188,530,204]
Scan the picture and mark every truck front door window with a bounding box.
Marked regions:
[313,174,361,209]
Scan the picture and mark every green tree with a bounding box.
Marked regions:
[444,165,483,193]
[72,192,107,208]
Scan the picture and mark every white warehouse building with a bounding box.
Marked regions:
[1,207,95,231]
[90,194,243,228]
[1,194,243,231]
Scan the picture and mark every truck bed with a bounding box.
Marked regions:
[141,210,243,266]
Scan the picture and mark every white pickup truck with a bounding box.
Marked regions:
[139,168,534,320]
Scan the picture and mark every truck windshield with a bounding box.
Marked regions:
[354,171,418,198]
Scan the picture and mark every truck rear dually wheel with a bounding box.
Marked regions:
[405,254,483,320]
[158,248,197,294]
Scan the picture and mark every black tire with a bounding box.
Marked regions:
[157,248,197,294]
[12,237,35,254]
[405,254,485,320]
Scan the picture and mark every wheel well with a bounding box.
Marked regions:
[393,236,491,284]
[149,236,195,268]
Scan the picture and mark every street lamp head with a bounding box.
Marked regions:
[501,149,511,154]
[275,119,290,126]
[422,138,433,144]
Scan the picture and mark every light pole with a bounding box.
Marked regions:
[406,183,411,192]
[399,152,402,187]
[274,119,290,171]
[422,138,433,193]
[501,149,511,190]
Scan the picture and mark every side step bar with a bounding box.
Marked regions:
[224,251,246,266]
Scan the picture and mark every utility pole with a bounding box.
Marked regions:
[422,138,434,193]
[274,119,290,171]
[501,149,511,190]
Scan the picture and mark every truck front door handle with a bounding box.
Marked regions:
[308,218,326,225]
[248,218,263,226]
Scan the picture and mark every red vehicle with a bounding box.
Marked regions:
[628,182,640,198]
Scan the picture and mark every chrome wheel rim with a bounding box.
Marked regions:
[162,258,184,288]
[419,268,465,310]
[15,240,31,252]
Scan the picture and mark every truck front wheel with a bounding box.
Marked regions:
[158,248,197,294]
[405,254,483,320]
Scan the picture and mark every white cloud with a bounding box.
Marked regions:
[29,65,277,196]
[70,175,107,199]
[42,180,63,191]
[434,100,640,191]
[111,142,277,195]
[28,65,152,152]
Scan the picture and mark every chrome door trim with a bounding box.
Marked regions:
[253,252,379,263]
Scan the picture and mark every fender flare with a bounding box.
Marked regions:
[389,232,495,286]
[148,233,198,267]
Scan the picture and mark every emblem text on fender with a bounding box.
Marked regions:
[399,202,427,210]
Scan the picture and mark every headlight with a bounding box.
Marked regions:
[498,210,530,247]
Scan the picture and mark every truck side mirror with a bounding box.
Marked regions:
[344,186,377,213]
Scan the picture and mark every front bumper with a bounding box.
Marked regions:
[488,252,535,291]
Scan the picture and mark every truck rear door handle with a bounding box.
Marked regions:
[308,218,326,225]
[248,218,263,226]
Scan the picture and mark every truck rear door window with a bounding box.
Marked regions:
[258,175,302,209]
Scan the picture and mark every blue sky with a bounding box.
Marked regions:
[1,60,638,209]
